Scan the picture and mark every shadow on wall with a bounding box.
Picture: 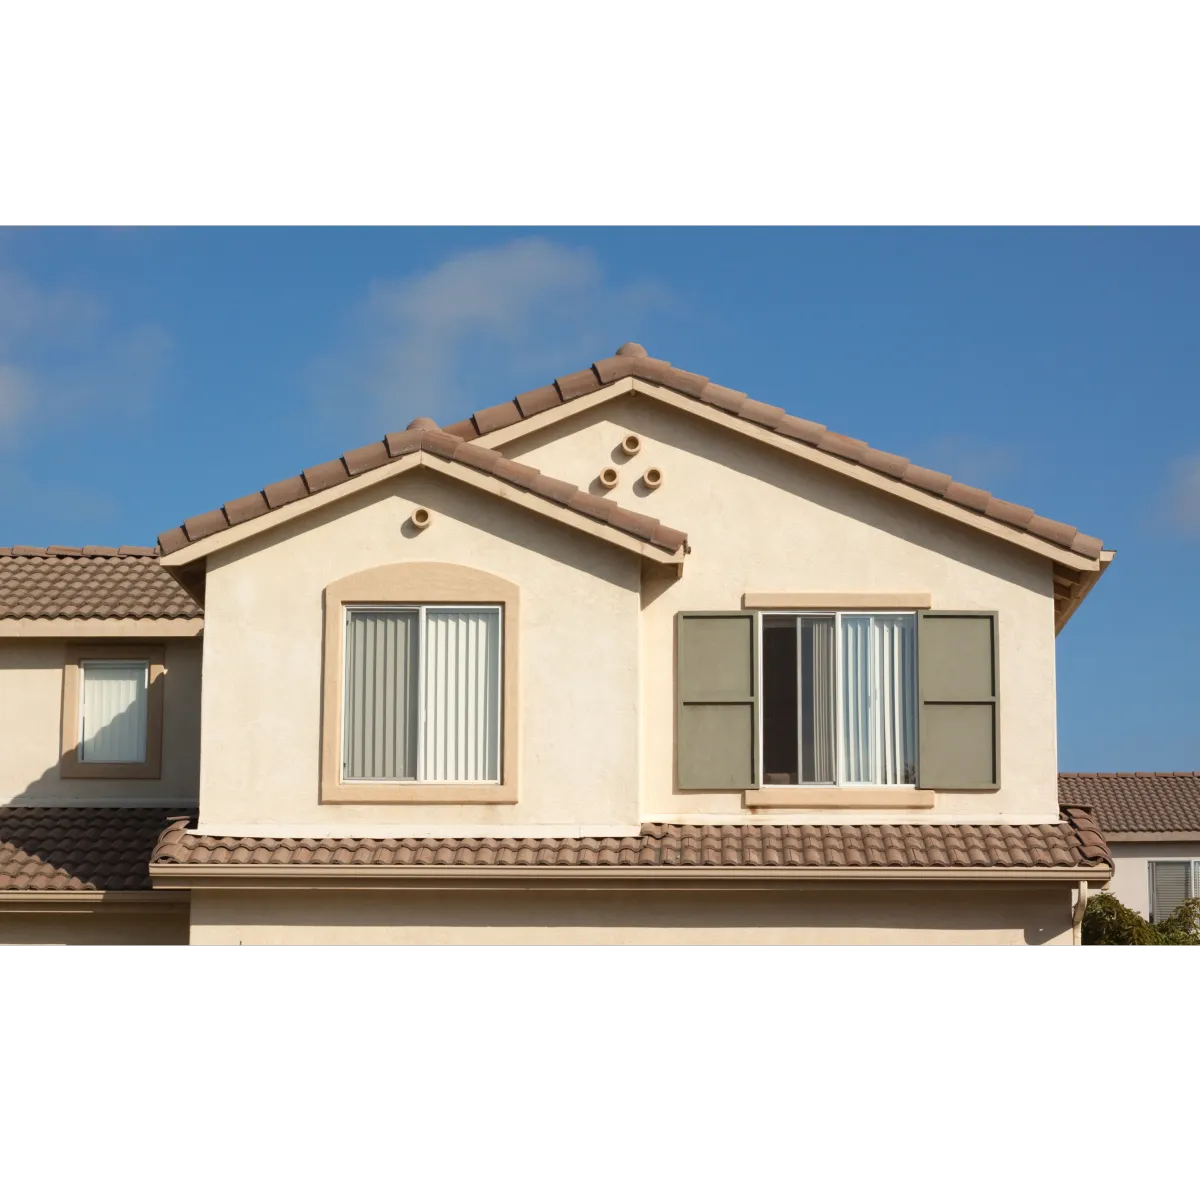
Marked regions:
[193,885,1071,945]
[0,643,198,803]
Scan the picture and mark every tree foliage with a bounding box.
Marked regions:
[1082,891,1200,945]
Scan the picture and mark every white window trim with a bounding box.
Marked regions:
[756,609,919,790]
[340,602,504,786]
[77,657,151,765]
[1148,858,1200,922]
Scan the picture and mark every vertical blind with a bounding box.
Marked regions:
[343,606,500,783]
[800,616,835,783]
[80,661,148,763]
[343,610,419,780]
[840,614,917,786]
[1150,860,1194,922]
[423,608,500,782]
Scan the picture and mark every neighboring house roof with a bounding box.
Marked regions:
[0,807,189,892]
[149,806,1111,880]
[1059,773,1200,839]
[156,422,687,565]
[0,546,202,620]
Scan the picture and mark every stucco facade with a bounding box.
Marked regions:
[0,635,202,807]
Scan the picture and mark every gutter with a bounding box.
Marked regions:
[149,863,1115,890]
[0,890,190,914]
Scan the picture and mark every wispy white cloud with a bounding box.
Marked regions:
[922,434,1019,490]
[313,238,670,430]
[0,267,171,449]
[1162,454,1200,535]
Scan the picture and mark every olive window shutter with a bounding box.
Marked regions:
[917,612,999,790]
[676,612,758,789]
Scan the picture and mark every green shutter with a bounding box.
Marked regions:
[917,611,999,790]
[676,612,758,790]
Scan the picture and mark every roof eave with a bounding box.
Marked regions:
[159,451,685,571]
[480,378,1109,574]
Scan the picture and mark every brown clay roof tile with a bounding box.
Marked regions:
[1059,773,1200,835]
[150,807,1110,873]
[0,546,202,620]
[154,343,1103,563]
[0,807,192,892]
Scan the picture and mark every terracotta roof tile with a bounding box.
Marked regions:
[555,368,602,402]
[155,342,1103,563]
[0,547,202,620]
[1059,773,1200,835]
[342,440,390,476]
[515,383,562,418]
[152,807,1110,873]
[0,807,191,892]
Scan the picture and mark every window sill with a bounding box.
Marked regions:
[60,760,162,781]
[321,782,517,805]
[746,787,936,810]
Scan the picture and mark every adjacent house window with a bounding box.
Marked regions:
[79,660,150,763]
[1149,860,1200,922]
[760,612,917,787]
[342,605,501,784]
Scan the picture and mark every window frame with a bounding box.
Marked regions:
[755,609,920,792]
[340,602,504,786]
[1148,859,1200,922]
[60,641,166,780]
[320,563,519,805]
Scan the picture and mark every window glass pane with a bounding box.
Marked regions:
[841,616,872,783]
[80,661,148,763]
[423,608,500,782]
[800,616,835,783]
[762,616,798,785]
[1151,861,1190,922]
[873,615,917,785]
[343,610,418,780]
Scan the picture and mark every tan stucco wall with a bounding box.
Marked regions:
[198,470,642,828]
[187,884,1074,945]
[0,637,202,804]
[504,394,1060,823]
[0,907,189,944]
[1105,841,1200,918]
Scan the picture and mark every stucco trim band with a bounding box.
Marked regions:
[0,617,204,638]
[149,864,1114,889]
[742,593,932,610]
[1103,830,1200,843]
[320,563,520,806]
[0,890,189,913]
[748,788,937,809]
[59,642,166,780]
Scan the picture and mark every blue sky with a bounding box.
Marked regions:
[1,227,1197,771]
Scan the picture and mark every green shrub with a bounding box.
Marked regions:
[1082,891,1200,945]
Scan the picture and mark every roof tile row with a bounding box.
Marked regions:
[159,425,687,557]
[152,343,1104,562]
[151,806,1110,872]
[1059,773,1200,835]
[0,807,190,891]
[440,342,1104,560]
[0,547,202,620]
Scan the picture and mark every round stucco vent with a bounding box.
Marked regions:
[642,467,663,491]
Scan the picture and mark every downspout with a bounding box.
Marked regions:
[1072,880,1089,946]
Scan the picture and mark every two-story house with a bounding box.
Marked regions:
[0,342,1114,944]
